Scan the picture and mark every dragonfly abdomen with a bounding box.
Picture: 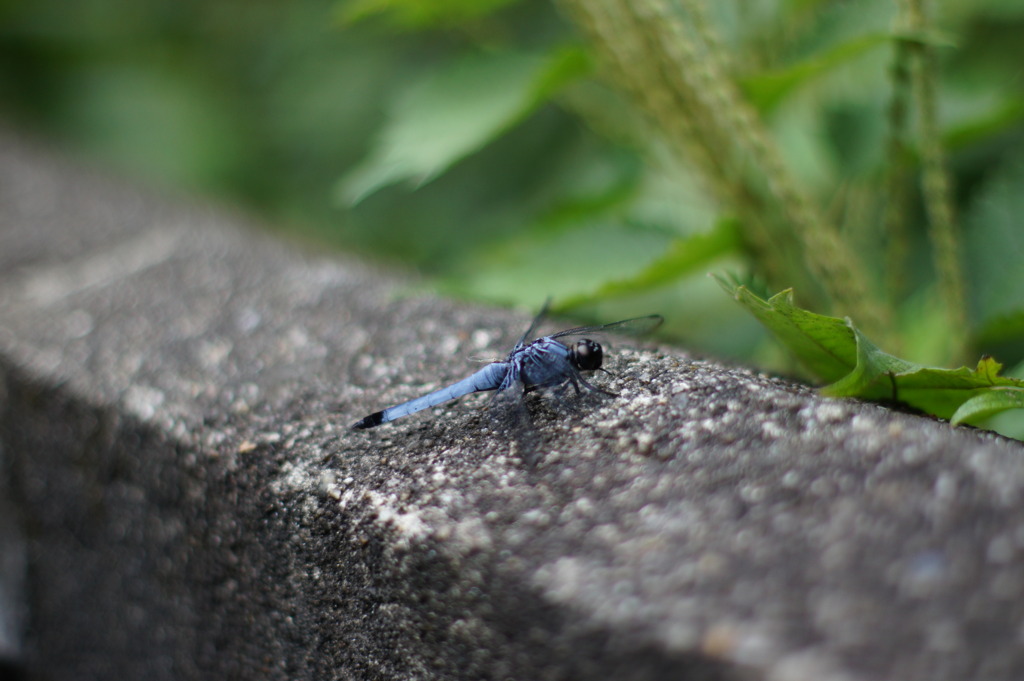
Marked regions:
[352,362,508,429]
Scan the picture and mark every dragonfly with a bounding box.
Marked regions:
[352,301,663,430]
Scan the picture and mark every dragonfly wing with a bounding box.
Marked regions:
[548,314,664,340]
[487,372,550,466]
[513,297,553,350]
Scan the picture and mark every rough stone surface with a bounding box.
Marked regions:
[2,127,1024,681]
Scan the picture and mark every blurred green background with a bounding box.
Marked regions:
[3,0,1024,378]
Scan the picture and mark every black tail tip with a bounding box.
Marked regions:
[352,411,385,430]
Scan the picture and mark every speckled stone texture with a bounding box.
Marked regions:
[3,127,1024,681]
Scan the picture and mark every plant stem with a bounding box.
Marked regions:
[557,0,891,340]
[883,27,913,317]
[902,0,968,364]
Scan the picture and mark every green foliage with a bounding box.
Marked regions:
[965,156,1024,333]
[552,218,741,312]
[741,32,896,113]
[6,0,1024,437]
[337,47,589,204]
[952,389,1024,426]
[717,278,1024,432]
[712,277,859,384]
[442,220,678,305]
[340,0,522,28]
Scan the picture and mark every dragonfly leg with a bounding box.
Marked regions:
[577,373,618,397]
[544,381,577,412]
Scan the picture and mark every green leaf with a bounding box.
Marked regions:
[714,277,857,382]
[741,29,954,113]
[951,389,1024,426]
[718,281,1024,428]
[891,358,1019,420]
[556,218,741,311]
[944,97,1024,151]
[820,324,920,398]
[741,32,892,112]
[442,221,675,307]
[336,47,590,205]
[340,0,520,28]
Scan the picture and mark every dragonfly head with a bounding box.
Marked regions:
[569,339,603,371]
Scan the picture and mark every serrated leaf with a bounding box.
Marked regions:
[821,323,921,397]
[719,282,1024,428]
[951,389,1024,426]
[892,358,1019,420]
[826,351,1019,420]
[336,47,589,205]
[714,278,857,382]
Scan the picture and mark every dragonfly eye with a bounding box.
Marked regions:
[571,339,603,371]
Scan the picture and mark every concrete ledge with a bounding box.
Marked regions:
[3,128,1024,680]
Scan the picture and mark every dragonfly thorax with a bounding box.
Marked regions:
[569,339,603,371]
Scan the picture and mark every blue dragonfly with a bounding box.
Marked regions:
[352,301,662,429]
